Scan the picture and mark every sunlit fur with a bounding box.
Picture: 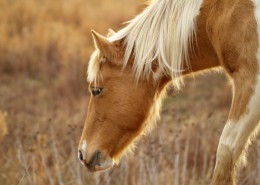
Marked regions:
[85,0,204,161]
[113,88,167,163]
[84,36,168,162]
[80,0,260,184]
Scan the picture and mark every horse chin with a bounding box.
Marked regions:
[91,157,114,172]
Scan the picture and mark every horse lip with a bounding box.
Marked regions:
[85,151,101,172]
[94,157,114,172]
[83,152,114,172]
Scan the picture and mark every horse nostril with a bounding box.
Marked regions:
[78,150,84,161]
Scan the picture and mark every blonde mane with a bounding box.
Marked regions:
[109,0,203,88]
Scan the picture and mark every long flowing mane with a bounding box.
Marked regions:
[109,0,203,88]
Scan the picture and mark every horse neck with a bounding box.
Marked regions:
[183,0,220,76]
[155,5,221,90]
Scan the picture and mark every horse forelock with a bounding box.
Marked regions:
[87,50,101,85]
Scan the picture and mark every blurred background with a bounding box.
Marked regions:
[0,0,259,184]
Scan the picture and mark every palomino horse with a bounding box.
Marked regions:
[78,0,260,184]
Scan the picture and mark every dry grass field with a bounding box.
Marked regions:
[0,0,260,185]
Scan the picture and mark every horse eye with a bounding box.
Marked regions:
[92,88,103,96]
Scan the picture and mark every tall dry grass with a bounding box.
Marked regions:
[0,0,259,185]
[0,0,140,95]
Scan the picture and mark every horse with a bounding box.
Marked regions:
[78,0,260,184]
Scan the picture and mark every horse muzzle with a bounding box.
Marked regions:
[78,150,114,172]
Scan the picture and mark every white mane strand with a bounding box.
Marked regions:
[109,0,203,88]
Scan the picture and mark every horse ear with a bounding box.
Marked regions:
[107,29,116,37]
[91,30,113,56]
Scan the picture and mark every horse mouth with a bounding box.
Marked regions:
[82,151,114,172]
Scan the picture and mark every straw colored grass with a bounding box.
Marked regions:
[0,0,259,185]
